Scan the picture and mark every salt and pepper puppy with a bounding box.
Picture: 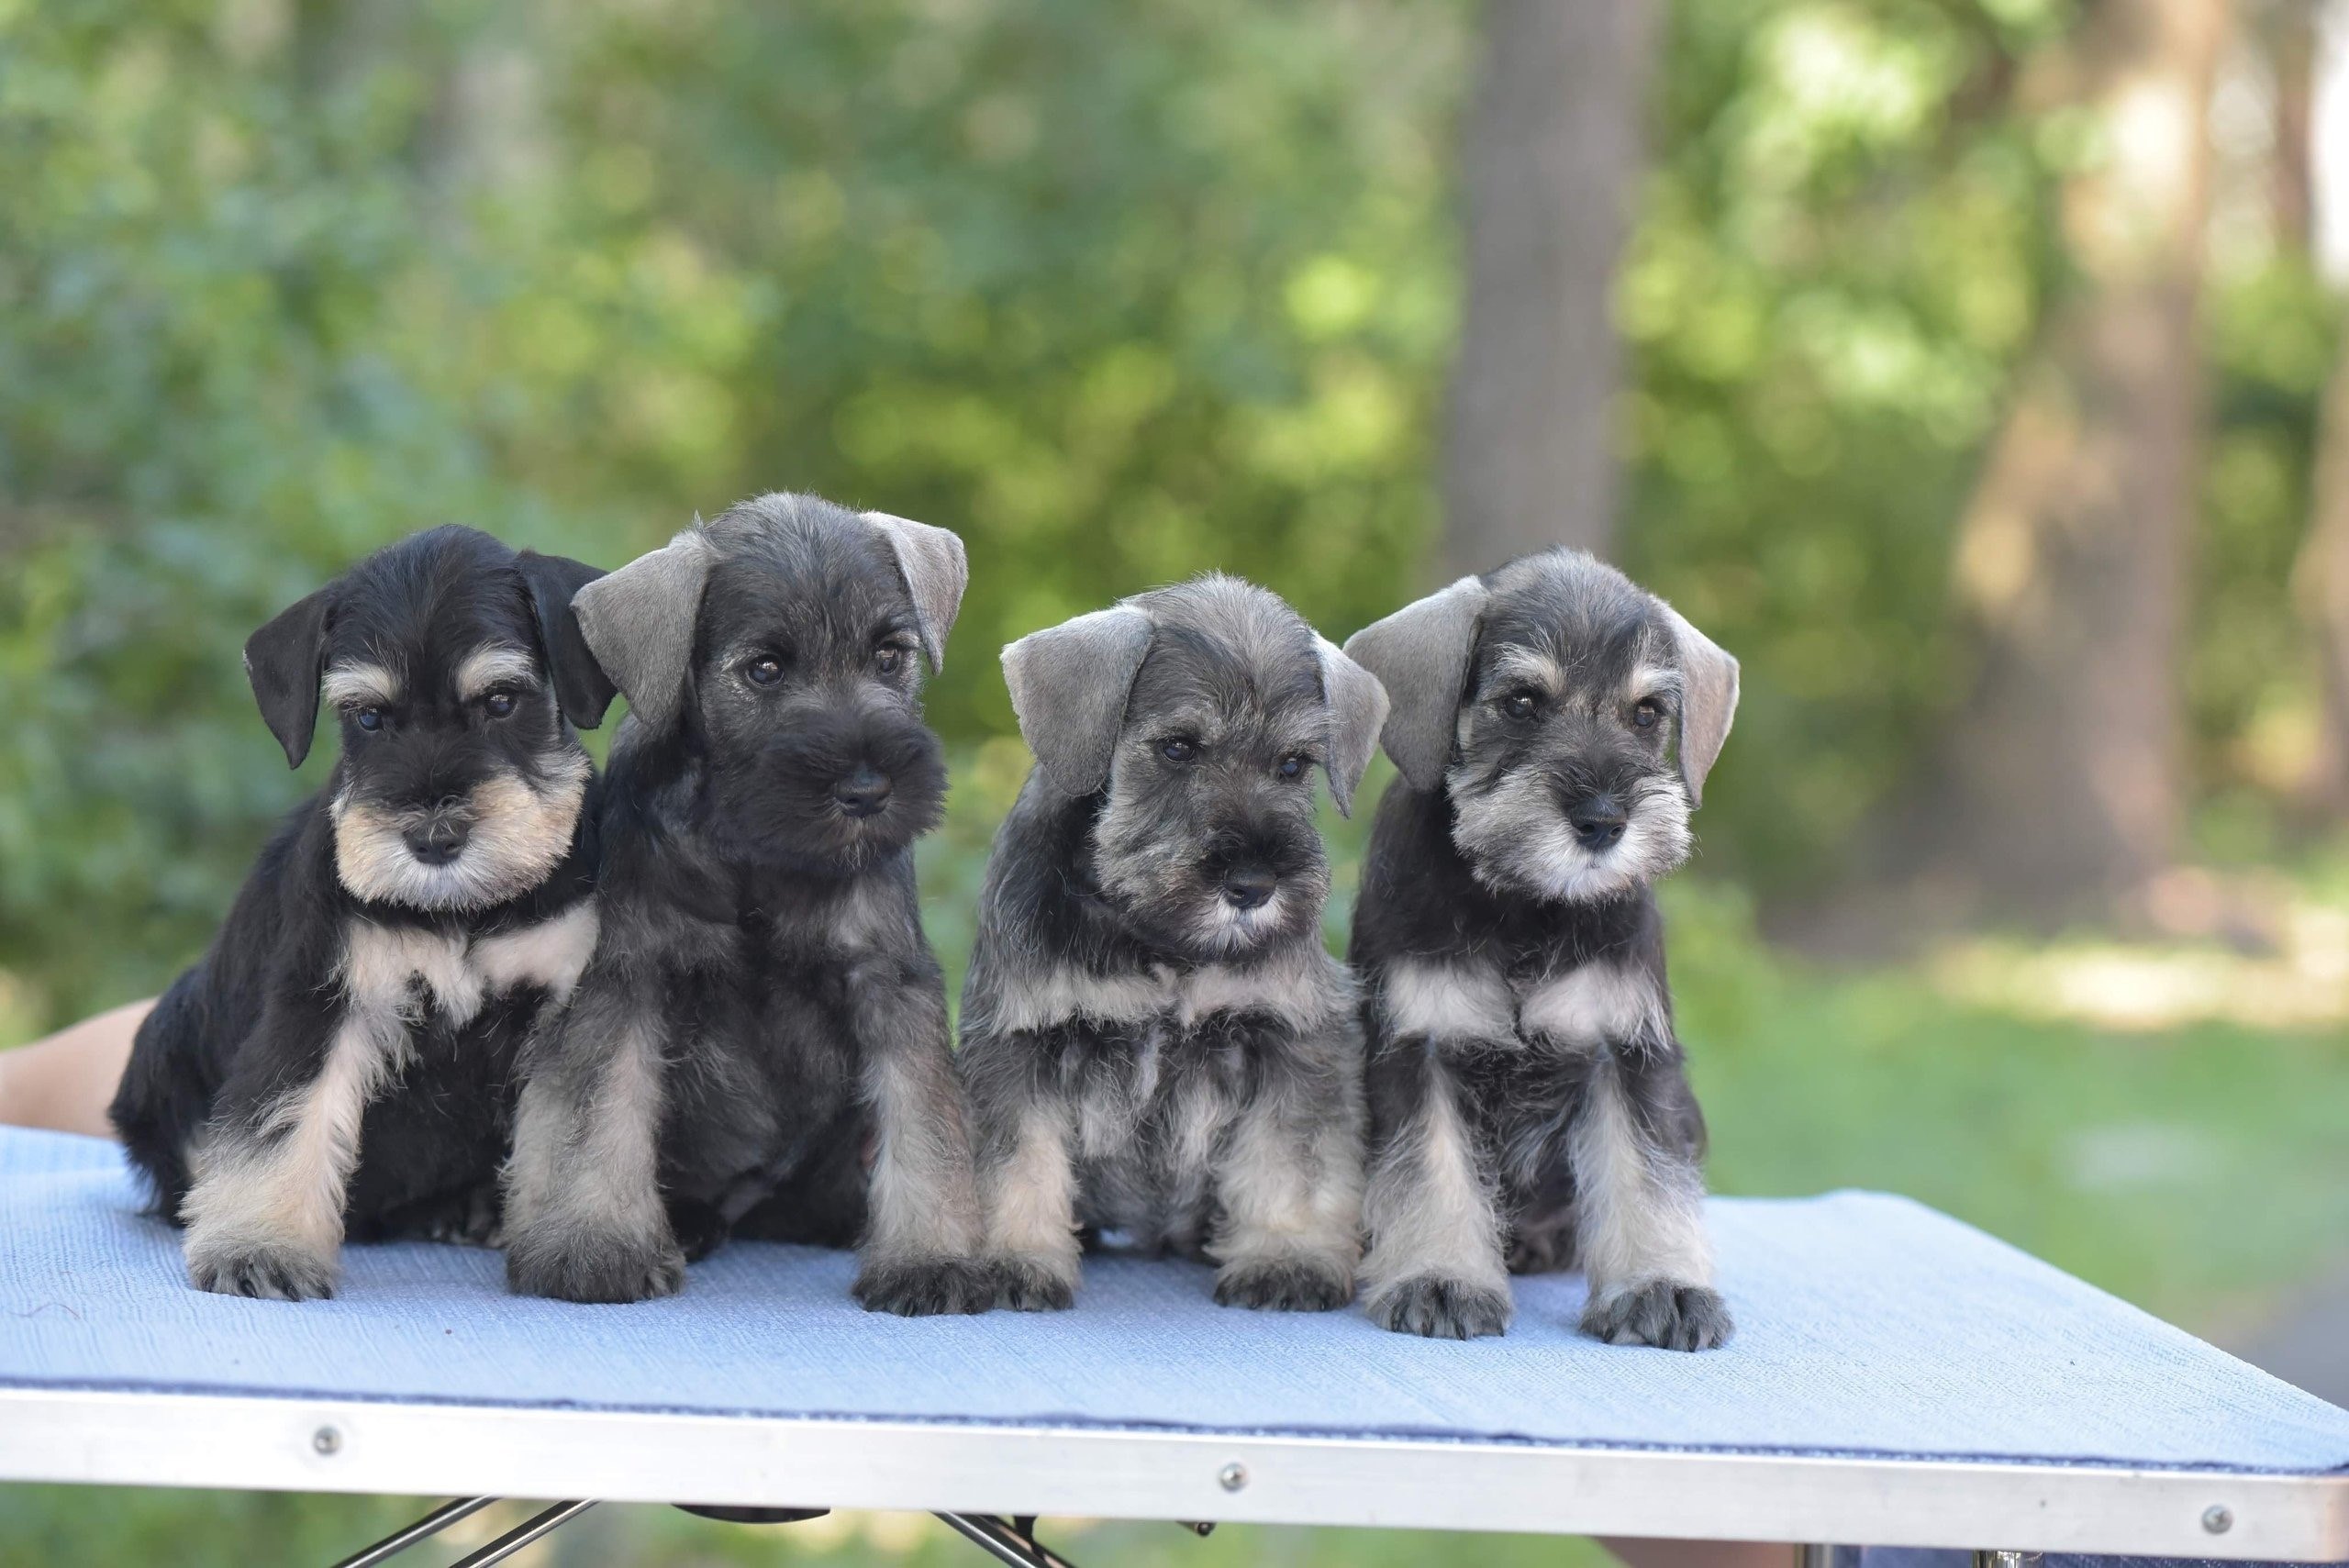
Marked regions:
[501,493,992,1313]
[960,576,1388,1312]
[1341,550,1738,1348]
[109,527,611,1299]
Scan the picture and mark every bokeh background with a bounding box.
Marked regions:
[6,0,2349,1561]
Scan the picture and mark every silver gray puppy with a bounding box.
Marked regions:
[960,575,1388,1312]
[1342,549,1738,1347]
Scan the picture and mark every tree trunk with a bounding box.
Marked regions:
[1925,0,2226,916]
[1442,0,1658,574]
[2297,329,2349,813]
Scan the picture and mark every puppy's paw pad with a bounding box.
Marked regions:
[856,1255,996,1317]
[992,1256,1077,1312]
[1581,1281,1732,1351]
[1213,1257,1353,1312]
[1367,1275,1511,1340]
[506,1239,686,1305]
[187,1244,338,1302]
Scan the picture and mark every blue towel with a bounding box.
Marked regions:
[0,1126,2342,1475]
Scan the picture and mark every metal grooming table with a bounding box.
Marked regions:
[0,1127,2343,1567]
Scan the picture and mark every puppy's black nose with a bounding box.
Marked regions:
[1568,795,1628,851]
[1221,863,1278,911]
[833,766,894,818]
[404,818,471,865]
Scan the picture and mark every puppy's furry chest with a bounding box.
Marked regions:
[1030,953,1339,1238]
[340,903,600,1049]
[648,893,894,1194]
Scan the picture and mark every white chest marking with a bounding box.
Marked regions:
[1381,960,1516,1044]
[1000,947,1346,1038]
[340,902,600,1031]
[1515,962,1664,1050]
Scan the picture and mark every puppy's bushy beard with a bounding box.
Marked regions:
[333,751,591,912]
[706,708,947,873]
[1448,763,1691,905]
[1094,789,1329,962]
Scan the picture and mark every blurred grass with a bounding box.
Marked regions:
[0,1494,1628,1567]
[4,753,2343,1562]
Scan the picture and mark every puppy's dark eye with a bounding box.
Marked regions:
[1276,754,1308,781]
[745,657,784,687]
[483,690,518,719]
[1501,692,1540,720]
[1161,738,1198,763]
[874,644,907,677]
[1631,698,1664,729]
[355,707,384,733]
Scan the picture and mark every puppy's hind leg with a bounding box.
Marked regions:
[1208,1035,1363,1313]
[849,959,994,1317]
[1360,1051,1513,1339]
[502,978,684,1304]
[1568,1050,1731,1352]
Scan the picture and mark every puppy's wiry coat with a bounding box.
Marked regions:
[109,527,612,1299]
[502,493,991,1313]
[961,577,1388,1312]
[1342,550,1738,1348]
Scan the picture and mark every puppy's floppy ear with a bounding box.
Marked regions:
[515,550,617,728]
[1341,575,1488,793]
[1655,599,1739,807]
[569,528,713,735]
[244,584,335,769]
[864,511,968,673]
[1315,637,1389,817]
[1002,606,1154,796]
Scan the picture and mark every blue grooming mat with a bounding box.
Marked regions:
[0,1125,2342,1476]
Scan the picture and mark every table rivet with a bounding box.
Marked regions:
[2202,1505,2233,1535]
[1218,1462,1248,1493]
[311,1425,342,1457]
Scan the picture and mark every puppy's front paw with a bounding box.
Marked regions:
[1580,1280,1732,1351]
[187,1240,338,1302]
[1366,1274,1512,1340]
[1213,1254,1353,1312]
[506,1233,685,1305]
[855,1254,996,1317]
[992,1254,1077,1312]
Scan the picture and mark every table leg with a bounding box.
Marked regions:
[328,1496,497,1567]
[444,1500,598,1568]
[937,1512,1086,1568]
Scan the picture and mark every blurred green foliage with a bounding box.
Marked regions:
[5,0,2344,1021]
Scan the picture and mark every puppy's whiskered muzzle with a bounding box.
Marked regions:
[1566,794,1628,851]
[1220,862,1278,910]
[402,815,473,865]
[832,765,894,819]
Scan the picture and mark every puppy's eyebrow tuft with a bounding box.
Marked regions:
[1629,667,1687,702]
[1485,646,1567,695]
[322,662,401,710]
[456,645,541,699]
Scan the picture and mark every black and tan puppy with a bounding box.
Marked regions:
[960,576,1388,1312]
[1341,550,1738,1348]
[109,526,611,1299]
[501,493,991,1313]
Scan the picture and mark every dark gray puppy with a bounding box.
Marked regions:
[960,576,1388,1312]
[501,493,991,1313]
[1341,550,1738,1348]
